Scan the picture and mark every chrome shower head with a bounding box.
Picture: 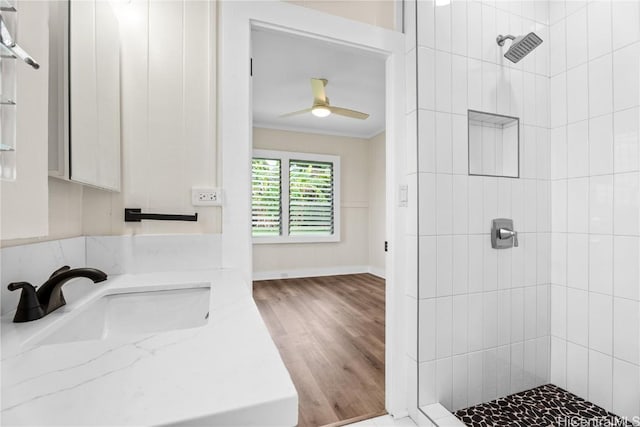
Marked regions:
[496,32,543,63]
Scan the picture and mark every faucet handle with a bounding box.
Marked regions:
[7,282,45,323]
[49,265,70,279]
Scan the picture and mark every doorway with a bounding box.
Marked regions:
[218,0,407,421]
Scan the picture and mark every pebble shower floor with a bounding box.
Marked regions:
[454,384,631,426]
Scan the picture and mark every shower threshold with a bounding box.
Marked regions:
[454,384,631,426]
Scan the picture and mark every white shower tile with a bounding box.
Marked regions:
[406,50,417,114]
[587,0,612,60]
[510,342,525,394]
[452,235,468,295]
[496,346,511,398]
[588,54,613,119]
[468,235,484,293]
[567,233,589,290]
[613,236,640,301]
[551,180,568,232]
[614,107,639,174]
[613,43,640,113]
[523,232,538,286]
[435,51,452,113]
[567,121,589,178]
[434,1,451,52]
[536,285,549,338]
[588,350,613,410]
[417,0,435,48]
[550,127,568,180]
[567,288,588,346]
[420,298,436,362]
[522,72,536,126]
[482,62,498,113]
[550,20,567,75]
[612,0,640,50]
[419,109,436,173]
[481,4,497,64]
[437,236,453,297]
[537,182,551,233]
[452,175,468,236]
[497,248,512,290]
[589,175,613,235]
[437,174,453,235]
[419,173,437,235]
[523,339,536,389]
[550,336,567,388]
[613,297,640,365]
[468,58,482,111]
[483,177,498,234]
[468,352,483,406]
[419,360,437,406]
[497,290,511,346]
[420,236,437,298]
[589,114,614,176]
[588,234,613,295]
[483,237,498,291]
[613,172,640,236]
[452,355,468,412]
[613,359,640,422]
[549,0,566,25]
[550,73,567,128]
[535,75,549,129]
[467,1,482,60]
[451,0,467,57]
[566,6,588,68]
[437,298,453,360]
[436,112,452,173]
[483,292,498,349]
[550,285,567,338]
[436,357,453,410]
[468,293,484,352]
[451,57,468,116]
[418,47,435,111]
[551,233,567,286]
[509,68,524,118]
[566,342,588,398]
[482,348,498,402]
[537,233,551,284]
[589,293,613,355]
[537,128,551,181]
[567,178,589,233]
[523,179,538,233]
[522,286,537,342]
[567,64,588,124]
[452,295,468,355]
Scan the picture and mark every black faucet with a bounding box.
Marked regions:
[7,266,107,323]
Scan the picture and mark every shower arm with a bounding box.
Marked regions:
[496,34,516,47]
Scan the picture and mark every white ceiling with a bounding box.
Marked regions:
[251,29,386,139]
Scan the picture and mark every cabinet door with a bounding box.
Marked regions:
[68,0,121,191]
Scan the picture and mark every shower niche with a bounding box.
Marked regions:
[468,110,519,178]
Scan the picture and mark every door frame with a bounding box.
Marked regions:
[219,1,408,417]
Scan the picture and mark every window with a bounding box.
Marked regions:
[252,149,340,243]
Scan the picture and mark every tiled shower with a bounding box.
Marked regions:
[406,0,640,424]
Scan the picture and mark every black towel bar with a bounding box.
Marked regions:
[124,208,198,222]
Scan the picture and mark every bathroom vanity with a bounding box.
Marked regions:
[1,269,298,426]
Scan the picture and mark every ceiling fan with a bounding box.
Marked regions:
[280,78,370,120]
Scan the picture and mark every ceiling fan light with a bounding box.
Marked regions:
[311,106,331,118]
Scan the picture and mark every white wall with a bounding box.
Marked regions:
[286,0,396,31]
[0,1,50,241]
[548,0,640,420]
[252,127,386,278]
[369,131,386,276]
[410,0,552,414]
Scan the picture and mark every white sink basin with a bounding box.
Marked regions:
[35,286,211,346]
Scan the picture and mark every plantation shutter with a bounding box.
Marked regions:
[289,159,334,236]
[252,158,281,236]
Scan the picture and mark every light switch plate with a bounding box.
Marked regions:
[192,187,222,206]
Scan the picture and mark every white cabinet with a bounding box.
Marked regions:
[49,0,121,192]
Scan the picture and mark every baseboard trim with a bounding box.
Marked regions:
[368,266,386,279]
[253,265,379,281]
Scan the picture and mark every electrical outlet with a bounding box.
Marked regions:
[192,187,222,206]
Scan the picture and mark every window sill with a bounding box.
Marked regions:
[252,235,340,244]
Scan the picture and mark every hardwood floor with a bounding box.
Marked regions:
[253,274,386,427]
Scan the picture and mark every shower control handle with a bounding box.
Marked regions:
[498,228,518,247]
[491,218,518,249]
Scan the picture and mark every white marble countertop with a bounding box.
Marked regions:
[1,269,298,426]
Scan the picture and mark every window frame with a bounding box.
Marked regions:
[252,149,341,244]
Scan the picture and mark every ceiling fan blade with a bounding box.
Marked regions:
[311,78,327,103]
[279,107,313,118]
[329,106,370,120]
